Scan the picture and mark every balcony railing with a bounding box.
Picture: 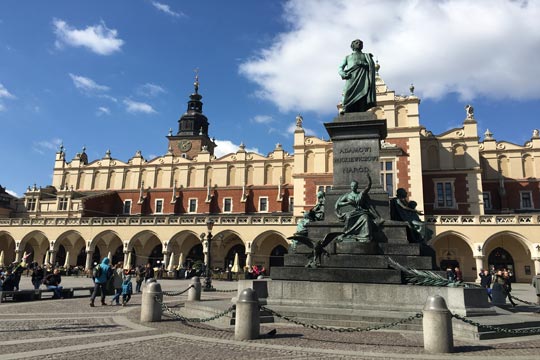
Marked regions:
[426,214,540,225]
[0,214,298,227]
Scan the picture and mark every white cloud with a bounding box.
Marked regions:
[151,1,184,18]
[97,106,110,116]
[33,138,63,154]
[0,83,15,99]
[137,83,166,97]
[240,0,540,114]
[69,73,109,92]
[214,140,259,157]
[124,99,157,114]
[251,115,274,124]
[53,19,124,55]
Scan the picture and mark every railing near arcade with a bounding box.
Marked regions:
[426,214,540,225]
[0,214,298,227]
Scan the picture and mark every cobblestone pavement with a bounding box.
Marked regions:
[1,277,540,359]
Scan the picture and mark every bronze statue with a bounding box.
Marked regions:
[390,188,432,242]
[288,232,341,268]
[335,174,381,242]
[338,39,377,113]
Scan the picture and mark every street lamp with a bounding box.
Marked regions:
[203,219,215,291]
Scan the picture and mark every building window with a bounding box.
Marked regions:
[155,199,164,214]
[434,180,455,208]
[380,159,395,196]
[259,197,268,212]
[26,198,37,211]
[288,197,294,212]
[188,198,198,213]
[58,197,68,211]
[223,198,232,213]
[483,192,492,210]
[520,191,533,209]
[123,200,132,215]
[317,185,332,193]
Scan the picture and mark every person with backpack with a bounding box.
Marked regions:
[90,257,113,307]
[121,270,133,306]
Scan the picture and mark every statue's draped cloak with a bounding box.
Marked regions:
[339,52,376,113]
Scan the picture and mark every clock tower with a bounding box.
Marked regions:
[167,74,216,159]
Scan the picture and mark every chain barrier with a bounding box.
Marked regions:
[162,285,194,297]
[213,289,237,293]
[155,295,235,323]
[260,306,422,332]
[510,295,540,306]
[451,312,540,335]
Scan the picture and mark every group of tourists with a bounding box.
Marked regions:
[478,268,517,306]
[0,259,65,299]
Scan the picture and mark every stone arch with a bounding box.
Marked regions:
[498,155,509,177]
[326,150,334,173]
[188,167,197,187]
[90,230,123,266]
[205,166,213,186]
[227,165,237,186]
[426,144,440,170]
[283,164,292,185]
[0,231,17,265]
[264,164,273,185]
[155,168,164,188]
[246,165,254,185]
[20,230,50,265]
[430,231,475,281]
[251,230,289,273]
[522,154,534,178]
[127,230,163,267]
[453,144,466,169]
[396,106,408,127]
[165,230,201,270]
[53,230,86,267]
[483,231,533,282]
[305,150,315,173]
[93,171,107,190]
[124,170,135,189]
[211,230,245,271]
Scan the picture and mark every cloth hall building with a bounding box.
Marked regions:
[1,73,539,283]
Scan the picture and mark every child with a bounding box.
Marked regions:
[121,273,133,306]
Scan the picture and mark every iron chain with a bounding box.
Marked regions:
[451,312,540,335]
[155,295,234,323]
[260,306,423,332]
[511,295,539,306]
[214,289,237,293]
[162,285,193,297]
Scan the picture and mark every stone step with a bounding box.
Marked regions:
[271,267,402,283]
[284,254,434,269]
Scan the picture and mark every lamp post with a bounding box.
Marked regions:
[203,219,215,291]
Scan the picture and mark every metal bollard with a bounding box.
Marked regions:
[235,288,260,340]
[423,295,453,353]
[187,276,201,301]
[140,279,163,322]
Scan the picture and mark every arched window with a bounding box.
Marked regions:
[283,164,292,184]
[227,166,236,186]
[326,150,333,172]
[498,156,509,177]
[426,145,440,169]
[188,167,197,187]
[205,166,213,186]
[396,106,407,127]
[453,144,466,169]
[523,154,534,178]
[246,165,254,185]
[305,151,315,173]
[264,164,273,185]
[155,168,164,188]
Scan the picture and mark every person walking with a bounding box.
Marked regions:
[531,273,540,305]
[479,269,492,300]
[109,263,124,305]
[121,271,133,306]
[503,270,517,307]
[135,265,144,293]
[143,262,154,283]
[90,257,113,307]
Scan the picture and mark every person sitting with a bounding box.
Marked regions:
[44,268,63,299]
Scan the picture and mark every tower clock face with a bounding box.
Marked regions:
[179,140,192,152]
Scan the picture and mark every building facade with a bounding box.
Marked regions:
[1,72,539,282]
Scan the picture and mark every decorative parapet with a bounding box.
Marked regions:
[426,214,540,225]
[0,214,299,227]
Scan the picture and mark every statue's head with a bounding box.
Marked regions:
[350,39,363,51]
[409,200,417,209]
[396,188,407,199]
[317,190,325,200]
[350,181,359,191]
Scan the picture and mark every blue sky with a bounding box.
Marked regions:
[1,0,539,197]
